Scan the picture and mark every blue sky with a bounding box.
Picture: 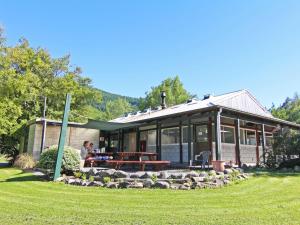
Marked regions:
[1,0,300,108]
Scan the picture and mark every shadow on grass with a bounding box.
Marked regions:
[251,171,300,178]
[0,170,49,183]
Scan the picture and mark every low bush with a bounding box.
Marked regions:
[14,154,36,169]
[37,146,80,173]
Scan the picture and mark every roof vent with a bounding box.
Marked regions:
[203,94,211,100]
[187,98,198,104]
[161,91,167,109]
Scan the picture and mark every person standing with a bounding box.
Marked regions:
[80,141,90,168]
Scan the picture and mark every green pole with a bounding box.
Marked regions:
[53,94,71,181]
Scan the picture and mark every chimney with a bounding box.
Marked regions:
[160,91,167,109]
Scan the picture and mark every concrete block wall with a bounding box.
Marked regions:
[28,123,100,160]
[240,145,257,165]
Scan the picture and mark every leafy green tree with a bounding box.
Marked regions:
[0,29,102,159]
[104,98,134,121]
[139,76,194,110]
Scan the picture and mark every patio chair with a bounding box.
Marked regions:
[194,151,211,169]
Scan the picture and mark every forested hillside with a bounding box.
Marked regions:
[271,93,300,123]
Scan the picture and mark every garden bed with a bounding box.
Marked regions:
[58,168,249,190]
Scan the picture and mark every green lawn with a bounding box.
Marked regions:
[0,168,300,225]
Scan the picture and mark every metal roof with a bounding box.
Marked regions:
[110,90,300,128]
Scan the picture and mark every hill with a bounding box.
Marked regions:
[96,89,141,110]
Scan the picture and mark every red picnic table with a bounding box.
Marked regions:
[85,152,170,171]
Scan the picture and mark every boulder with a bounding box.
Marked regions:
[141,172,155,179]
[178,184,191,190]
[224,169,233,174]
[55,176,65,182]
[223,180,231,185]
[216,172,224,176]
[93,176,103,182]
[185,171,199,179]
[154,181,170,189]
[128,182,144,189]
[80,180,88,186]
[191,177,205,183]
[119,181,131,189]
[106,182,119,189]
[294,165,300,172]
[159,171,169,179]
[81,168,92,174]
[130,172,145,179]
[89,168,99,176]
[99,169,116,178]
[191,182,205,189]
[67,178,77,185]
[114,170,129,179]
[171,178,191,184]
[170,184,181,190]
[170,173,184,179]
[199,172,208,177]
[143,179,154,188]
[88,181,104,187]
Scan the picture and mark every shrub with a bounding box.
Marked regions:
[103,177,111,184]
[37,146,80,173]
[14,154,36,169]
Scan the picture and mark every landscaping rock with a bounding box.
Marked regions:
[223,180,231,185]
[130,172,145,179]
[81,168,91,174]
[128,182,144,189]
[179,184,190,190]
[143,179,154,188]
[67,178,77,185]
[141,172,155,179]
[159,171,169,179]
[154,181,170,189]
[93,176,103,182]
[294,165,300,172]
[88,181,104,187]
[191,177,204,183]
[80,180,88,186]
[199,172,208,177]
[185,171,199,179]
[216,172,224,176]
[56,176,65,182]
[170,173,184,179]
[99,169,116,178]
[119,181,131,189]
[89,168,99,176]
[170,183,181,190]
[224,169,233,174]
[106,182,119,189]
[191,182,206,189]
[114,170,129,179]
[171,178,191,184]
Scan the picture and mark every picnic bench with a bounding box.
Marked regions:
[106,160,170,171]
[85,152,170,171]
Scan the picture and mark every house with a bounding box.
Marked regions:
[26,89,300,167]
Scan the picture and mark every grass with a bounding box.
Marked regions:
[0,154,7,163]
[0,168,300,225]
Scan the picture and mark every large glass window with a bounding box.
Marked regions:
[221,126,235,144]
[245,130,256,145]
[162,127,180,144]
[195,125,208,142]
[182,126,188,143]
[139,130,157,152]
